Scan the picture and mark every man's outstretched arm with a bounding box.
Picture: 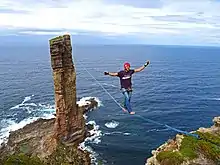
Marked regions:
[104,71,118,76]
[134,60,150,73]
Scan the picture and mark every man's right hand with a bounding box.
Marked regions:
[104,71,109,75]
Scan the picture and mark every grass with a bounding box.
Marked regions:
[179,135,198,159]
[156,151,184,165]
[45,142,89,165]
[156,131,220,164]
[0,142,90,165]
[1,153,44,165]
[197,131,220,146]
[49,34,70,45]
[49,35,64,45]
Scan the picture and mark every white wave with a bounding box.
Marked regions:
[10,95,35,110]
[78,142,99,165]
[38,103,55,109]
[104,131,121,135]
[105,120,119,128]
[77,97,102,121]
[0,119,15,145]
[0,114,55,145]
[78,97,103,164]
[0,117,39,145]
[23,103,37,107]
[39,108,55,112]
[10,104,20,110]
[41,113,55,119]
[9,98,55,115]
[201,97,220,101]
[21,95,34,104]
[77,99,91,107]
[78,120,102,165]
[10,106,33,113]
[104,131,131,136]
[86,121,102,144]
[83,114,88,120]
[77,96,103,107]
[10,104,37,114]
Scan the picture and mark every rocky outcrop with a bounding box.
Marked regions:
[50,34,85,143]
[0,106,96,164]
[0,34,97,165]
[146,116,220,165]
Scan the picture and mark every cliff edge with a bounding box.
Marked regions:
[146,116,220,165]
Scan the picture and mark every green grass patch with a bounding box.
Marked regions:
[156,132,220,164]
[196,131,220,162]
[157,151,184,165]
[46,142,88,165]
[196,131,220,146]
[179,136,198,159]
[49,35,64,45]
[2,153,44,165]
[197,140,220,162]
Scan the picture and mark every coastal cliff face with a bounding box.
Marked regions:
[0,34,96,165]
[146,116,220,165]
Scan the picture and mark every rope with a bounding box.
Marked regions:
[62,43,200,139]
[136,115,199,138]
[77,61,124,110]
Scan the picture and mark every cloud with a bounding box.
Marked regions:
[104,0,163,8]
[0,0,220,45]
[0,8,28,14]
[19,31,78,35]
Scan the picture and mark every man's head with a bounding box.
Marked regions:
[124,62,130,71]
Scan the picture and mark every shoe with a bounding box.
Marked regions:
[129,111,135,115]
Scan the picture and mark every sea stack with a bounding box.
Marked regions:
[49,34,85,143]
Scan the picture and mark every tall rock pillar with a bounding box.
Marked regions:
[49,34,85,142]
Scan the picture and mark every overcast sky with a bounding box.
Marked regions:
[0,0,220,46]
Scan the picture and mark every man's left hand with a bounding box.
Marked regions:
[144,60,150,67]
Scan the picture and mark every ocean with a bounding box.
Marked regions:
[0,44,220,165]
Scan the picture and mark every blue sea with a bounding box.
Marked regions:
[0,44,220,165]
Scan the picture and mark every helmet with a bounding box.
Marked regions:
[124,62,130,69]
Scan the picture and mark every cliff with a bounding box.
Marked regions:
[0,34,97,165]
[146,116,220,165]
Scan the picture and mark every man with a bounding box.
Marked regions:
[104,60,150,115]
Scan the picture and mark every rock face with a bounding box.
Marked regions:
[0,118,56,160]
[146,116,220,165]
[49,35,85,143]
[0,34,96,165]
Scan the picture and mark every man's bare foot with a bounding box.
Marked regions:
[122,108,128,112]
[130,111,135,115]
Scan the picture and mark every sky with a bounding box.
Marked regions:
[0,0,220,46]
